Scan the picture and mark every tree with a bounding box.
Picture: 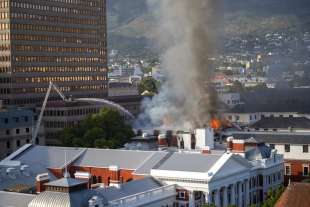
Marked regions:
[261,186,285,207]
[138,77,160,94]
[58,108,135,149]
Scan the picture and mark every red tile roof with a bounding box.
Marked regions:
[275,182,310,207]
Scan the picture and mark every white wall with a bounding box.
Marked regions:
[274,144,310,160]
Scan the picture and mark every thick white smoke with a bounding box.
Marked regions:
[136,0,219,130]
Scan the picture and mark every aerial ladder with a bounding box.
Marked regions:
[32,81,72,144]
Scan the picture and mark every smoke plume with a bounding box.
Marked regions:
[137,0,219,130]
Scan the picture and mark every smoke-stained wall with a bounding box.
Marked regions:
[136,0,220,129]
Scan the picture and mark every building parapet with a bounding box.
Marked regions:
[108,184,176,207]
[250,154,283,169]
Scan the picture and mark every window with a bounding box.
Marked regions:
[26,128,30,133]
[6,141,10,149]
[6,129,10,135]
[16,140,20,147]
[285,144,290,152]
[303,165,309,176]
[269,144,275,149]
[4,118,8,123]
[303,145,309,153]
[16,129,20,134]
[26,139,30,143]
[285,164,291,175]
[178,191,186,199]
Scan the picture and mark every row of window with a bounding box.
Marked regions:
[45,0,101,7]
[11,1,101,15]
[1,116,29,124]
[12,84,107,94]
[0,33,9,41]
[5,127,30,136]
[279,144,309,153]
[44,107,99,117]
[0,1,8,9]
[11,23,99,35]
[0,67,10,73]
[14,56,103,63]
[12,34,100,45]
[0,12,8,19]
[13,66,106,73]
[14,76,106,83]
[11,12,98,26]
[0,55,10,62]
[285,164,309,176]
[0,23,9,30]
[14,45,100,54]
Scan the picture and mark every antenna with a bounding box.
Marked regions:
[64,150,69,178]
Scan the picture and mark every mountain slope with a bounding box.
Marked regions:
[107,0,310,55]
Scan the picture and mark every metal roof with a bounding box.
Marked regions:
[154,152,222,173]
[46,178,88,188]
[0,191,35,207]
[28,190,106,207]
[251,117,310,129]
[134,151,169,175]
[73,149,154,169]
[97,177,162,201]
[233,132,310,144]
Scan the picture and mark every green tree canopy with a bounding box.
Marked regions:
[57,108,135,149]
[138,77,160,94]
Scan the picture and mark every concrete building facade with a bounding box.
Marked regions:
[0,0,108,106]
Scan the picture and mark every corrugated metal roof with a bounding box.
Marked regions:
[0,191,35,207]
[97,177,162,201]
[73,149,154,169]
[28,190,106,207]
[154,152,222,173]
[133,151,169,175]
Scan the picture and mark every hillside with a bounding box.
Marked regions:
[107,0,310,55]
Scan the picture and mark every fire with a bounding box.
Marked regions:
[210,118,221,130]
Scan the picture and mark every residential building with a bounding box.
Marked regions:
[0,0,108,106]
[0,133,283,207]
[231,131,310,184]
[0,104,45,159]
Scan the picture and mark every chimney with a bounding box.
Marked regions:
[195,128,214,150]
[226,136,234,152]
[158,134,168,148]
[74,171,92,189]
[109,165,121,189]
[202,146,211,154]
[232,139,246,154]
[36,173,50,193]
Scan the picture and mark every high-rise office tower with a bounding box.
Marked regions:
[0,0,108,106]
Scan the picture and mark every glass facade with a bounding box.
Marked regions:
[0,0,108,105]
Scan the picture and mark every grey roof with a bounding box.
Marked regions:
[0,145,84,191]
[0,191,35,207]
[12,145,84,170]
[46,178,88,188]
[28,190,106,207]
[232,132,310,144]
[154,152,222,173]
[134,151,169,175]
[73,149,154,169]
[96,177,162,201]
[251,117,310,129]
